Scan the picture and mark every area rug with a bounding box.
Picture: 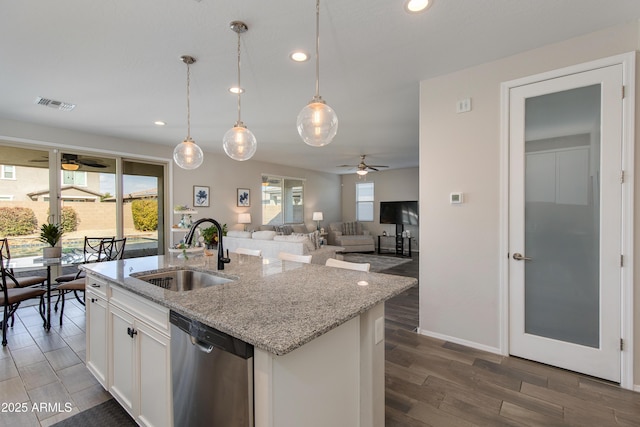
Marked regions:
[52,399,136,427]
[341,253,412,273]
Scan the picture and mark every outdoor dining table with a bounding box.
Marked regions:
[11,254,82,331]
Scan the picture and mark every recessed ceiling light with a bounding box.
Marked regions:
[404,0,433,14]
[229,86,244,94]
[154,120,166,126]
[290,51,309,62]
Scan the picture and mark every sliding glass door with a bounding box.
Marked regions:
[0,143,166,261]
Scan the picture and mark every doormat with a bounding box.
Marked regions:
[51,399,136,427]
[341,253,412,273]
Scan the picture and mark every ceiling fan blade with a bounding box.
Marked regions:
[367,164,388,168]
[336,164,357,168]
[78,160,107,168]
[368,166,379,171]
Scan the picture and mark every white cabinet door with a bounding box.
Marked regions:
[136,321,171,427]
[109,305,136,415]
[86,287,108,388]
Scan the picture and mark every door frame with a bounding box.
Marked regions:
[499,52,635,389]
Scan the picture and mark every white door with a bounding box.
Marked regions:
[509,64,623,382]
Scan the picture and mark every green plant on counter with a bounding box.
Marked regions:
[201,224,228,246]
[38,223,64,247]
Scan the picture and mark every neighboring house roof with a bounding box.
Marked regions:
[27,185,104,199]
[102,188,157,202]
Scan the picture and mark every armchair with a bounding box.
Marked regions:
[327,222,375,253]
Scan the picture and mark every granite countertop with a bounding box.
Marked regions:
[81,254,417,356]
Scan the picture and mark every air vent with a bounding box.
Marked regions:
[34,97,76,112]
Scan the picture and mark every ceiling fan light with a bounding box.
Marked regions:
[297,99,338,147]
[356,169,368,176]
[223,122,257,161]
[173,137,204,170]
[61,162,80,171]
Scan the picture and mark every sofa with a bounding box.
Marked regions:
[222,229,339,265]
[327,221,375,253]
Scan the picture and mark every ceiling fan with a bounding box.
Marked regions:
[337,155,389,175]
[30,153,107,170]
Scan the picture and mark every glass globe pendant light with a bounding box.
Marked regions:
[223,21,257,161]
[297,0,338,147]
[173,55,204,170]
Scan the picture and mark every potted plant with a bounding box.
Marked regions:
[39,223,64,258]
[202,224,228,248]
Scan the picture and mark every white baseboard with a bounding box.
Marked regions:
[634,384,640,393]
[417,328,503,356]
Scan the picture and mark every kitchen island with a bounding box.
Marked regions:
[82,253,417,427]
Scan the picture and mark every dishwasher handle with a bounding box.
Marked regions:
[190,336,214,353]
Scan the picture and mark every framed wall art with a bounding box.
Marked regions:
[237,188,250,207]
[193,185,210,207]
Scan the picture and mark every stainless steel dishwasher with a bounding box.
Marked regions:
[170,310,254,427]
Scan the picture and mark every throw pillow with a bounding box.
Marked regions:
[342,221,357,235]
[302,237,315,253]
[307,230,321,250]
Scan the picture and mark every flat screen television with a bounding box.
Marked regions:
[380,201,418,225]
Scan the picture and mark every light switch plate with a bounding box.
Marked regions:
[456,98,472,113]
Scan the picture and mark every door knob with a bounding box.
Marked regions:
[513,253,532,261]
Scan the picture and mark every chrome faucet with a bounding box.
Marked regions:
[184,218,231,270]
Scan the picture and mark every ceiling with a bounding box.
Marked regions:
[1,0,640,175]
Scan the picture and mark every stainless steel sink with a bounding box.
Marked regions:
[133,269,234,291]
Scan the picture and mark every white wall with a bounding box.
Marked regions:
[0,118,341,242]
[341,168,419,251]
[419,20,640,368]
[171,153,341,237]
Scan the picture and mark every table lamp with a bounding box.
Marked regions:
[238,213,251,231]
[312,211,323,230]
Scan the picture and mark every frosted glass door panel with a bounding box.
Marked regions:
[523,84,600,348]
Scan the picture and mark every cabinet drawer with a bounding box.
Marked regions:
[110,286,169,334]
[85,274,108,298]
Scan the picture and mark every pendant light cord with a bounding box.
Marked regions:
[315,0,320,98]
[236,29,242,124]
[186,61,192,140]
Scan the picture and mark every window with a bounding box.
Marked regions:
[1,165,15,180]
[356,182,374,221]
[62,170,87,186]
[262,175,305,225]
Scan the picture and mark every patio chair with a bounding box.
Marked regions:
[0,249,46,346]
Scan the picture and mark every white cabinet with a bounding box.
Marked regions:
[85,276,172,427]
[85,274,108,388]
[109,305,136,414]
[109,286,171,427]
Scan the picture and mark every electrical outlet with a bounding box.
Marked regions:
[375,317,384,344]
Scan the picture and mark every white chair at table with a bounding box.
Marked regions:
[278,252,312,264]
[232,248,262,257]
[325,258,370,272]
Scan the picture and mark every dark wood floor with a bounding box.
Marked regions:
[380,253,640,427]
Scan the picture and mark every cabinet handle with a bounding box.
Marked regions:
[127,327,138,338]
[90,283,101,288]
[91,298,98,303]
